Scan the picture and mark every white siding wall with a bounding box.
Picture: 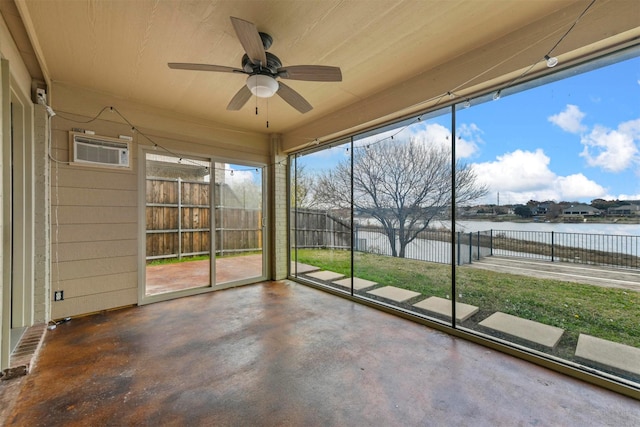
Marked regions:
[48,84,270,319]
[50,121,138,319]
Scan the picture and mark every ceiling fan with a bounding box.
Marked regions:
[168,17,342,114]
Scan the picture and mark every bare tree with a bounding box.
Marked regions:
[291,164,318,208]
[315,138,487,257]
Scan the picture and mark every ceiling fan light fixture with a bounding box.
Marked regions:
[246,74,278,98]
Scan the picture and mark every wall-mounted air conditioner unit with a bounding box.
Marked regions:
[70,132,130,168]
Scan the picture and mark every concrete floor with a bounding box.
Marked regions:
[3,281,639,426]
[146,254,263,295]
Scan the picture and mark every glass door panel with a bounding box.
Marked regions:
[145,153,211,296]
[290,141,352,290]
[215,163,264,284]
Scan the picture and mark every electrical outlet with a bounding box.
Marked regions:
[54,290,64,301]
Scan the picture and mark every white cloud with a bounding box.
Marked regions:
[353,122,484,159]
[554,174,607,199]
[579,118,640,172]
[474,149,555,192]
[472,149,607,204]
[410,122,481,158]
[410,123,450,146]
[456,123,483,158]
[616,193,640,201]
[548,104,587,134]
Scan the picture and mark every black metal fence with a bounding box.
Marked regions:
[488,229,640,269]
[353,226,492,265]
[293,211,640,269]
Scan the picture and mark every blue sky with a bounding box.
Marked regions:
[299,54,640,206]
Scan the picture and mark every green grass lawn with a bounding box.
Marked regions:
[293,249,640,350]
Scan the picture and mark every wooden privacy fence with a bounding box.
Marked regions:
[146,177,262,260]
[293,208,351,249]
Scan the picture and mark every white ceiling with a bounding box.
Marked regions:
[9,0,640,147]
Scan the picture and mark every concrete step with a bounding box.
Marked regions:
[333,277,378,290]
[291,262,320,274]
[413,296,479,322]
[305,270,345,282]
[367,286,421,303]
[575,334,640,376]
[479,312,564,349]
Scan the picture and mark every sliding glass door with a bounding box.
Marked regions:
[215,163,265,285]
[142,153,266,301]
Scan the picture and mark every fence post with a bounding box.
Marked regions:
[354,225,359,251]
[551,231,554,262]
[490,229,493,257]
[468,232,472,265]
[178,177,182,260]
[476,231,480,260]
[457,231,461,266]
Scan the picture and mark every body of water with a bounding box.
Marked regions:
[440,220,640,236]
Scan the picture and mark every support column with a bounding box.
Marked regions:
[269,133,288,280]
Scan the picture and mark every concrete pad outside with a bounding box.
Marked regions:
[479,312,564,349]
[306,270,345,282]
[575,334,640,376]
[413,296,479,322]
[291,262,320,274]
[367,286,421,303]
[333,277,378,290]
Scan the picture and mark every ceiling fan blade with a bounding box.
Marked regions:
[277,65,342,82]
[227,85,252,111]
[276,82,313,114]
[230,17,267,66]
[168,63,244,74]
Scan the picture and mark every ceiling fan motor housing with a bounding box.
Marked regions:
[259,32,273,50]
[242,51,282,75]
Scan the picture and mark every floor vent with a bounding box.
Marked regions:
[2,324,47,380]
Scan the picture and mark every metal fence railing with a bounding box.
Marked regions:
[293,215,640,270]
[489,229,640,269]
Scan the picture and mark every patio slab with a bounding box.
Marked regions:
[333,277,378,290]
[146,254,263,295]
[305,270,345,282]
[575,334,640,376]
[367,286,421,303]
[479,312,564,349]
[291,262,320,274]
[413,297,479,322]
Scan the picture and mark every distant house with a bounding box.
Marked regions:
[531,202,552,216]
[562,204,602,216]
[608,204,640,216]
